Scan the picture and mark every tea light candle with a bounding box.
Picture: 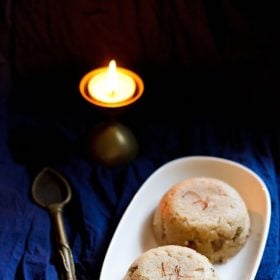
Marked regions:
[88,60,136,104]
[79,59,144,108]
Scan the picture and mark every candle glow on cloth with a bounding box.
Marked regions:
[88,60,136,104]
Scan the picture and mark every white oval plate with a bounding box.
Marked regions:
[99,156,271,280]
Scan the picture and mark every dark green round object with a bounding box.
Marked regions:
[88,122,138,167]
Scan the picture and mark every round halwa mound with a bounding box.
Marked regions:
[124,245,218,280]
[153,177,250,263]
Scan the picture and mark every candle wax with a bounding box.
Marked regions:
[88,66,136,104]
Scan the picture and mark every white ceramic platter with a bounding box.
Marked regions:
[99,156,271,280]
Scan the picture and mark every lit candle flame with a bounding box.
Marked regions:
[107,60,118,96]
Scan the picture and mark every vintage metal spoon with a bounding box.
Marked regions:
[31,167,77,280]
